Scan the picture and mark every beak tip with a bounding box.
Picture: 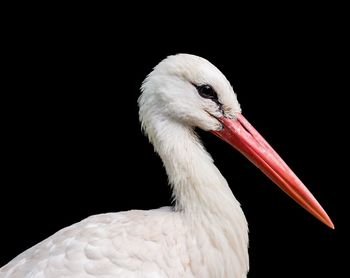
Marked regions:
[328,221,335,230]
[322,216,335,229]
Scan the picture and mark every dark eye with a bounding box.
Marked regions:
[195,84,218,100]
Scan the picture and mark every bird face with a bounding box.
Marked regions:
[140,54,333,229]
[140,54,241,131]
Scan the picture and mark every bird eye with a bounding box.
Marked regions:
[195,84,218,100]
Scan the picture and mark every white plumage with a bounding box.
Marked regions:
[0,54,332,278]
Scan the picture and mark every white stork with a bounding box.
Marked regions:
[0,54,333,278]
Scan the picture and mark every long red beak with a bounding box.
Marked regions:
[212,113,334,229]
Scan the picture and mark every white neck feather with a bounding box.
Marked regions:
[142,114,249,276]
[154,118,238,213]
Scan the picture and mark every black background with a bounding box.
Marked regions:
[2,5,347,277]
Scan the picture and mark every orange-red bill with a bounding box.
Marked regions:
[212,113,334,229]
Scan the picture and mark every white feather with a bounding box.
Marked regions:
[1,54,249,278]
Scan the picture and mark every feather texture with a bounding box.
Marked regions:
[1,54,249,277]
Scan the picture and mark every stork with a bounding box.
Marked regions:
[0,54,333,278]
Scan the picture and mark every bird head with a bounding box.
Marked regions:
[139,54,334,229]
[139,54,240,131]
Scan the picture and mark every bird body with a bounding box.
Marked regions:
[1,206,247,277]
[1,54,332,277]
[1,119,249,277]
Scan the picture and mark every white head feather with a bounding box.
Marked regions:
[139,54,241,137]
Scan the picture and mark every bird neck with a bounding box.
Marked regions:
[150,118,242,216]
[147,117,249,275]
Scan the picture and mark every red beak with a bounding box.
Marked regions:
[212,113,334,229]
